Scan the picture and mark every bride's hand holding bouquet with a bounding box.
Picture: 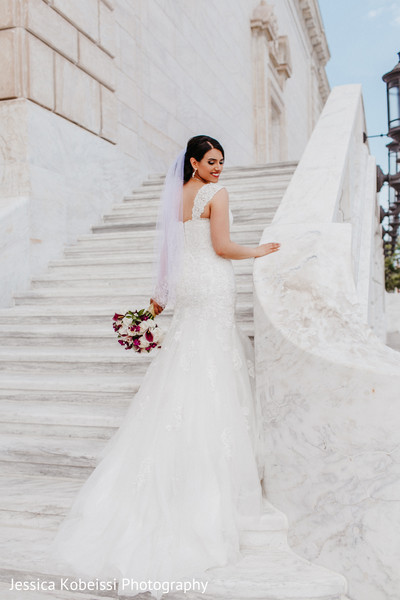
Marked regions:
[149,297,165,316]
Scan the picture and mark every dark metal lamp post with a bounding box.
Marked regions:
[379,53,400,256]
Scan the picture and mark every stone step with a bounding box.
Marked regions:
[62,243,259,259]
[0,312,254,340]
[0,333,118,349]
[30,269,253,290]
[0,306,254,333]
[72,229,262,245]
[20,315,250,334]
[0,475,289,534]
[0,481,290,554]
[0,373,141,403]
[0,346,155,376]
[137,182,291,197]
[202,549,348,600]
[89,218,278,234]
[31,270,257,288]
[138,172,294,191]
[145,161,298,184]
[0,474,89,527]
[65,232,263,254]
[0,433,104,478]
[45,263,255,279]
[46,254,256,269]
[80,221,267,242]
[120,189,285,204]
[102,209,275,224]
[0,324,130,348]
[91,223,260,234]
[0,304,170,325]
[18,279,254,294]
[0,399,124,439]
[13,289,254,307]
[0,318,254,344]
[91,220,159,233]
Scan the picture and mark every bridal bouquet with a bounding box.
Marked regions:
[112,305,164,352]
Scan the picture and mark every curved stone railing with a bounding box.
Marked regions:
[254,84,400,600]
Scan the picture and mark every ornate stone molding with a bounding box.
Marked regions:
[251,1,292,89]
[296,0,330,101]
[269,35,292,86]
[297,0,330,65]
[250,1,291,163]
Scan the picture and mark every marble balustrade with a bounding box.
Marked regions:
[254,84,400,600]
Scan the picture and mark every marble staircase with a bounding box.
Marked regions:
[0,161,349,599]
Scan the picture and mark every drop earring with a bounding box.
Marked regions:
[192,167,197,179]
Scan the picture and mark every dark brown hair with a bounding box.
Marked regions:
[183,135,225,183]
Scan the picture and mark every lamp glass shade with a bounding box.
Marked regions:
[388,82,400,130]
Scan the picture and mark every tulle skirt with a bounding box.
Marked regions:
[49,299,265,599]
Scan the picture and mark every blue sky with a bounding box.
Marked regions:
[319,0,400,173]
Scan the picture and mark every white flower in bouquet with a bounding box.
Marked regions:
[139,319,152,333]
[151,326,163,344]
[139,335,152,349]
[118,317,131,336]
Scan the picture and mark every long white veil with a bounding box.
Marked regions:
[150,148,186,309]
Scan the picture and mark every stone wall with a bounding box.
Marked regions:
[0,0,329,171]
[0,0,116,140]
[0,0,330,306]
[115,0,330,171]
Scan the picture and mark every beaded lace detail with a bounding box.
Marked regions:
[192,183,224,219]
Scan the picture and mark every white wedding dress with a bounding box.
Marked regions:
[49,183,265,598]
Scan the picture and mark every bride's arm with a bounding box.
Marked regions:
[209,188,280,260]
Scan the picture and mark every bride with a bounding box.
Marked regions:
[49,135,280,598]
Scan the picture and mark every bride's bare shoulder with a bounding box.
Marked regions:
[211,185,229,202]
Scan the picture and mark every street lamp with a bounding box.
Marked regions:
[383,52,400,143]
[379,53,400,256]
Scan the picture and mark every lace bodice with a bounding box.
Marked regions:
[185,182,234,225]
[175,182,236,324]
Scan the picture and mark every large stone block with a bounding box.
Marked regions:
[100,84,117,143]
[0,29,20,99]
[55,53,100,134]
[24,0,78,62]
[26,33,54,110]
[118,123,138,160]
[99,0,116,57]
[78,33,115,90]
[52,0,99,43]
[117,71,141,115]
[0,0,19,28]
[117,25,137,81]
